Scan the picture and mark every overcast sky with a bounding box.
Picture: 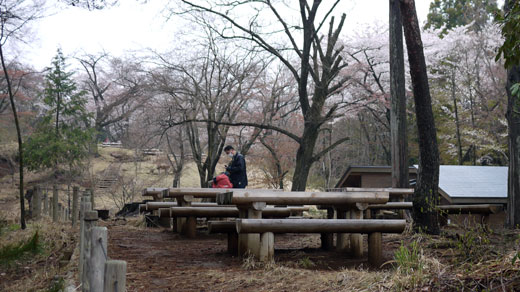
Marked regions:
[21,0,433,70]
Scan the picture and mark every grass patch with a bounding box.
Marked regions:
[394,240,422,274]
[0,231,42,264]
[298,256,316,269]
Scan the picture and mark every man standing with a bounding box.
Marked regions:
[224,145,248,189]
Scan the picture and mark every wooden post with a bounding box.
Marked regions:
[79,200,91,285]
[43,193,49,216]
[238,209,248,256]
[58,203,63,221]
[245,208,262,259]
[72,186,79,226]
[368,232,382,268]
[175,196,191,234]
[227,232,238,254]
[26,189,33,218]
[350,209,364,258]
[336,209,350,251]
[185,216,196,238]
[171,217,177,233]
[52,185,59,222]
[259,232,274,262]
[89,227,107,292]
[82,210,98,292]
[87,188,95,210]
[103,260,127,292]
[320,208,334,250]
[33,185,41,220]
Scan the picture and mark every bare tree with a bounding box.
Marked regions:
[176,1,352,190]
[154,40,265,187]
[78,53,149,145]
[165,127,186,187]
[0,0,44,229]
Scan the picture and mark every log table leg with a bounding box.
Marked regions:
[238,209,248,256]
[228,232,238,254]
[171,217,177,233]
[246,209,261,259]
[398,197,405,219]
[238,202,266,259]
[336,209,350,251]
[176,196,193,234]
[185,216,197,239]
[368,232,382,267]
[320,208,334,250]
[259,232,274,262]
[350,209,364,258]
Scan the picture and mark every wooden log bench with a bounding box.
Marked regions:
[365,201,414,219]
[216,190,390,260]
[139,202,228,213]
[438,204,504,226]
[142,187,284,201]
[327,188,414,220]
[208,221,238,254]
[236,218,406,267]
[158,206,294,238]
[438,204,503,214]
[140,202,309,214]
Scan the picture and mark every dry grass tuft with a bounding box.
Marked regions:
[0,219,77,292]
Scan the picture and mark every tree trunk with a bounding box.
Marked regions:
[504,0,520,228]
[506,64,520,227]
[400,0,440,234]
[291,123,319,191]
[390,0,409,189]
[451,71,463,165]
[0,44,26,229]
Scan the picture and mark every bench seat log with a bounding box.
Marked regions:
[236,219,405,266]
[217,191,389,206]
[208,220,239,254]
[142,188,283,200]
[143,202,233,212]
[367,202,413,210]
[330,187,413,198]
[159,207,292,219]
[438,204,503,214]
[236,219,406,234]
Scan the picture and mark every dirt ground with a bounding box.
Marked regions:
[107,221,404,292]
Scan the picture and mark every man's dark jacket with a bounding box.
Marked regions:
[226,153,248,188]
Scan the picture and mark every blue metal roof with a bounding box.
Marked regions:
[412,165,507,199]
[437,165,507,199]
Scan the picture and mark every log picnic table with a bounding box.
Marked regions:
[326,188,414,219]
[141,188,290,233]
[157,206,301,238]
[215,189,403,266]
[142,187,283,201]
